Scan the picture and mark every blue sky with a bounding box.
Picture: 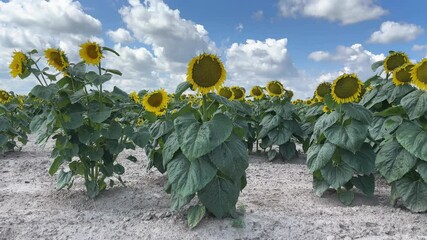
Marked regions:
[1,0,426,99]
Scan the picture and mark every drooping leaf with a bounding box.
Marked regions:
[162,131,180,166]
[395,176,427,212]
[167,153,216,197]
[396,122,427,161]
[132,127,150,148]
[57,169,73,190]
[258,114,281,138]
[417,161,427,183]
[351,174,375,196]
[324,120,367,153]
[320,161,353,189]
[341,143,375,175]
[341,103,373,124]
[198,176,239,218]
[187,205,206,229]
[175,113,232,160]
[279,141,297,161]
[61,103,84,129]
[267,149,277,161]
[376,139,417,183]
[338,190,354,206]
[400,90,427,120]
[87,101,112,123]
[313,170,329,197]
[149,119,174,139]
[307,142,336,173]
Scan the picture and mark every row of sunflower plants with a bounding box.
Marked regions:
[9,43,151,198]
[0,90,30,153]
[360,52,427,212]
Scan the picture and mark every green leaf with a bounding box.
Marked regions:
[307,142,336,173]
[400,90,427,120]
[360,87,378,107]
[133,127,150,148]
[313,170,329,197]
[208,134,248,183]
[380,116,403,136]
[57,169,73,190]
[371,60,384,72]
[0,116,11,131]
[198,176,239,218]
[312,111,340,141]
[162,131,180,167]
[324,120,367,153]
[396,122,427,161]
[149,120,173,139]
[175,82,191,100]
[387,84,414,104]
[279,141,297,161]
[417,161,427,183]
[323,93,339,110]
[395,177,427,212]
[102,46,120,56]
[267,149,277,161]
[61,103,84,129]
[338,190,354,206]
[167,153,217,197]
[267,129,291,146]
[113,164,125,175]
[70,89,86,104]
[376,139,417,183]
[126,155,137,163]
[103,121,122,139]
[341,103,373,124]
[85,180,100,199]
[320,161,353,189]
[258,114,281,138]
[104,69,122,76]
[187,205,206,229]
[369,116,385,141]
[351,174,375,196]
[175,113,232,160]
[171,192,194,210]
[30,84,59,101]
[0,134,8,146]
[49,157,64,176]
[375,106,406,117]
[341,143,375,175]
[87,101,112,123]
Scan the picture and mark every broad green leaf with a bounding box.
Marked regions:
[323,94,339,110]
[396,122,427,161]
[87,101,112,123]
[162,131,180,166]
[49,157,64,176]
[187,205,206,229]
[258,114,281,138]
[375,106,406,117]
[341,103,373,124]
[341,143,375,175]
[369,116,385,141]
[312,111,340,139]
[338,190,354,206]
[417,161,427,183]
[198,176,239,218]
[102,46,120,56]
[113,164,125,175]
[0,134,8,146]
[78,125,100,144]
[307,142,336,173]
[61,103,84,129]
[267,129,291,146]
[175,82,191,100]
[57,169,73,190]
[167,153,216,197]
[85,180,100,199]
[132,127,150,148]
[387,84,414,104]
[208,134,248,183]
[324,120,367,153]
[313,170,329,197]
[175,113,232,160]
[351,174,375,196]
[279,141,297,161]
[320,161,353,189]
[395,177,427,212]
[103,121,122,139]
[0,116,11,131]
[359,87,378,107]
[380,116,402,136]
[149,120,173,139]
[30,84,59,101]
[267,149,277,161]
[400,90,427,120]
[371,60,384,72]
[171,192,194,210]
[70,89,86,103]
[376,139,417,183]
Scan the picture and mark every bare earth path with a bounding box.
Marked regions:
[1,136,427,240]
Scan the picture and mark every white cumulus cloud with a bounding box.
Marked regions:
[107,28,134,43]
[368,21,424,44]
[278,0,387,25]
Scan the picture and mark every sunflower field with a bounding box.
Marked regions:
[3,42,427,228]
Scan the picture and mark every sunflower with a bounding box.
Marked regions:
[231,86,245,100]
[411,59,427,91]
[218,87,234,100]
[186,53,226,94]
[250,86,264,100]
[142,89,169,116]
[9,51,28,78]
[322,105,332,113]
[392,63,414,86]
[266,80,284,97]
[384,52,409,74]
[0,90,12,104]
[44,48,69,72]
[315,82,332,100]
[129,91,140,103]
[79,41,103,65]
[284,89,294,99]
[306,99,312,105]
[330,73,363,104]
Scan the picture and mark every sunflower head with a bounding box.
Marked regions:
[142,89,169,116]
[0,90,13,104]
[315,82,332,100]
[79,41,103,65]
[306,99,313,105]
[284,90,294,99]
[231,86,245,100]
[331,73,363,104]
[9,51,28,78]
[384,52,409,73]
[266,80,284,97]
[322,105,332,113]
[44,48,69,72]
[218,87,234,100]
[250,86,264,100]
[392,63,414,86]
[411,58,427,91]
[129,91,140,103]
[186,53,226,95]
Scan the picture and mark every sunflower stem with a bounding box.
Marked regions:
[202,95,207,122]
[32,60,48,86]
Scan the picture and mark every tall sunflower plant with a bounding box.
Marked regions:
[0,91,31,153]
[256,80,304,161]
[9,43,151,198]
[373,57,427,212]
[307,73,376,205]
[148,53,249,229]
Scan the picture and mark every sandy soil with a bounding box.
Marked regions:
[1,136,427,240]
